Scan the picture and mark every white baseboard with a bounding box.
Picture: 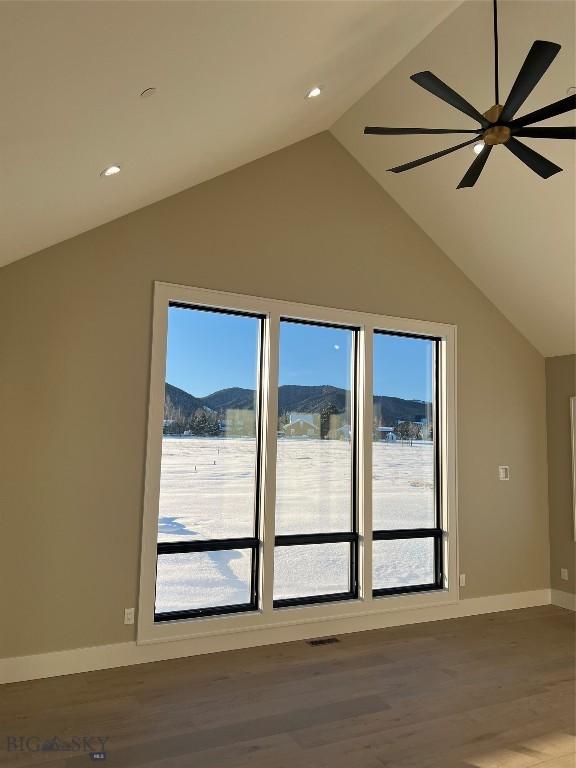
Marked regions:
[0,589,551,685]
[551,588,576,611]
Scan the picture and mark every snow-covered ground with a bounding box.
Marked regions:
[155,437,435,613]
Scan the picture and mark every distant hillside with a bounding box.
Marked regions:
[373,395,428,427]
[202,387,256,411]
[165,382,429,427]
[277,385,348,414]
[165,383,204,415]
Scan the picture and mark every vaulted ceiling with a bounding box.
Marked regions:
[0,0,457,266]
[1,1,574,356]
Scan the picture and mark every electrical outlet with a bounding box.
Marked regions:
[561,568,569,581]
[498,465,510,481]
[124,607,135,625]
[459,573,466,587]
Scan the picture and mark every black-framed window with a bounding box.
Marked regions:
[273,319,359,607]
[149,295,450,626]
[154,303,264,622]
[372,331,443,596]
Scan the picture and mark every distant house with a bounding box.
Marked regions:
[289,412,316,425]
[374,426,397,442]
[283,412,319,437]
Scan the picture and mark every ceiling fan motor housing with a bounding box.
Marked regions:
[483,104,511,144]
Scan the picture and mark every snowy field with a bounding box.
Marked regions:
[155,437,435,613]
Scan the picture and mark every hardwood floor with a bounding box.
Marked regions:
[0,606,574,767]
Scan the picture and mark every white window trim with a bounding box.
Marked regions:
[137,282,458,646]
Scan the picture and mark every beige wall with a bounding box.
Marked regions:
[546,355,576,593]
[0,132,549,659]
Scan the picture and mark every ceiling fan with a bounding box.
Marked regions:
[364,0,575,188]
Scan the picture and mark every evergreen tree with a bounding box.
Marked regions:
[320,402,339,439]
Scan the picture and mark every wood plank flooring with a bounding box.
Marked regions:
[0,606,574,767]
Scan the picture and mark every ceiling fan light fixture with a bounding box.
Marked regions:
[100,165,121,177]
[473,141,485,155]
[306,86,322,99]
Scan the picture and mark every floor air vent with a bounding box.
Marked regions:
[307,637,339,647]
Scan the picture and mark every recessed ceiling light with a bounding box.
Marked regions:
[140,87,157,98]
[306,86,322,99]
[100,165,121,177]
[473,141,485,155]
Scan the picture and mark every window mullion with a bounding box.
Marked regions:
[259,311,280,615]
[359,324,373,601]
[438,337,451,589]
[372,528,442,540]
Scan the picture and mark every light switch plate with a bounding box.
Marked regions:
[498,466,510,481]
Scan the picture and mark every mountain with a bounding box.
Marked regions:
[165,382,430,427]
[164,383,204,415]
[202,387,255,411]
[277,384,349,414]
[373,395,429,426]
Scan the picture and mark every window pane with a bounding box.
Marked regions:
[274,543,351,602]
[275,321,355,535]
[155,550,253,614]
[373,538,435,591]
[159,306,261,542]
[373,334,436,530]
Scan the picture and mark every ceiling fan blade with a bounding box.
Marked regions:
[508,94,575,128]
[505,137,562,178]
[410,71,488,126]
[364,127,481,135]
[457,145,494,189]
[514,126,576,139]
[500,41,561,122]
[388,137,478,173]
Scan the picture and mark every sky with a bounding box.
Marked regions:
[165,306,433,402]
